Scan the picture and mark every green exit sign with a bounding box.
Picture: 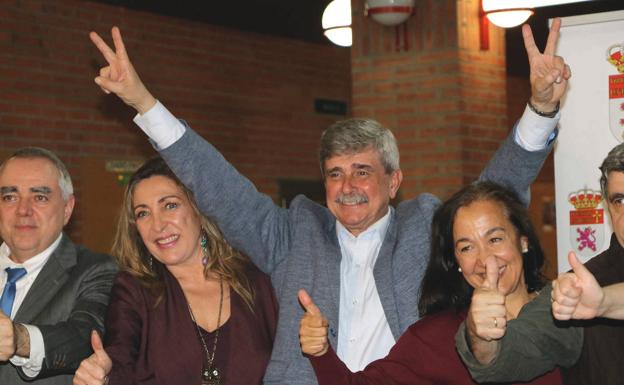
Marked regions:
[315,99,347,116]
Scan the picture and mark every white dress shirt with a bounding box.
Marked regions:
[336,208,395,371]
[0,234,63,378]
[133,100,560,370]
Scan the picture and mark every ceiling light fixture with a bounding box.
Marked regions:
[322,0,352,47]
[481,0,534,28]
[365,0,415,26]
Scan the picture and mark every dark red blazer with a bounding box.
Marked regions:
[105,266,277,385]
[311,310,561,385]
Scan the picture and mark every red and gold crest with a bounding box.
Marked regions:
[568,188,604,258]
[608,44,624,142]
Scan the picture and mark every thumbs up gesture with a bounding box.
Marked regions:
[466,256,507,342]
[298,289,329,357]
[552,252,603,320]
[72,331,113,385]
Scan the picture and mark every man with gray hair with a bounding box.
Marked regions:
[456,141,624,385]
[0,148,117,385]
[90,19,569,384]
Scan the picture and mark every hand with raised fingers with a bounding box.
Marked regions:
[298,289,329,357]
[467,256,508,342]
[552,252,603,320]
[523,17,571,112]
[89,26,157,115]
[72,331,112,385]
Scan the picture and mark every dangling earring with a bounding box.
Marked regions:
[200,229,209,266]
[457,266,462,273]
[149,256,154,270]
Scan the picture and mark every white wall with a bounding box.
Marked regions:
[554,10,624,272]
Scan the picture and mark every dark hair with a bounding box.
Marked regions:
[112,156,254,308]
[418,181,545,316]
[600,142,624,198]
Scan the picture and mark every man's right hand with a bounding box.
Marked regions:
[72,330,112,385]
[523,17,571,113]
[298,289,329,357]
[552,251,603,320]
[89,27,157,115]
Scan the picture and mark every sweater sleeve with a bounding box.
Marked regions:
[455,283,583,383]
[310,342,431,385]
[158,123,291,274]
[477,119,554,207]
[104,273,146,385]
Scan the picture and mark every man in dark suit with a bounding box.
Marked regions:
[0,147,117,385]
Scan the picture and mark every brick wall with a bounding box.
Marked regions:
[0,0,351,248]
[350,0,508,201]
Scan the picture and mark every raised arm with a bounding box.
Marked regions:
[89,28,291,273]
[479,18,570,205]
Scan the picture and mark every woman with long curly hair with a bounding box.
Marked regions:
[74,157,277,385]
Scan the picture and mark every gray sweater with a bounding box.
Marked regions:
[455,282,583,382]
[159,124,551,385]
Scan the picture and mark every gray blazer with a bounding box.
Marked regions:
[0,234,117,385]
[159,124,552,385]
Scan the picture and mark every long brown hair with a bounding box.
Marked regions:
[112,156,254,308]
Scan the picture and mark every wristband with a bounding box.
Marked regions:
[527,100,559,118]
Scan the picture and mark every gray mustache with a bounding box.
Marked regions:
[335,193,368,205]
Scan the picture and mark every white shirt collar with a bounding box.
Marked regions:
[0,233,63,274]
[336,206,393,243]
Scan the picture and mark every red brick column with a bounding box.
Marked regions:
[350,0,508,200]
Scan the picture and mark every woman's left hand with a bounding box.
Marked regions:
[465,257,507,365]
[467,257,508,342]
[72,331,112,385]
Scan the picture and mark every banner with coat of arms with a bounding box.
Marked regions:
[554,12,624,272]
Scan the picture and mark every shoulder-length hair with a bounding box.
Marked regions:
[112,156,254,308]
[418,181,545,316]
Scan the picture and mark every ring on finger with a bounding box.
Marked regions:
[493,317,498,328]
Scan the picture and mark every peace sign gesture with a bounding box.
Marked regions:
[89,26,157,114]
[523,18,570,112]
